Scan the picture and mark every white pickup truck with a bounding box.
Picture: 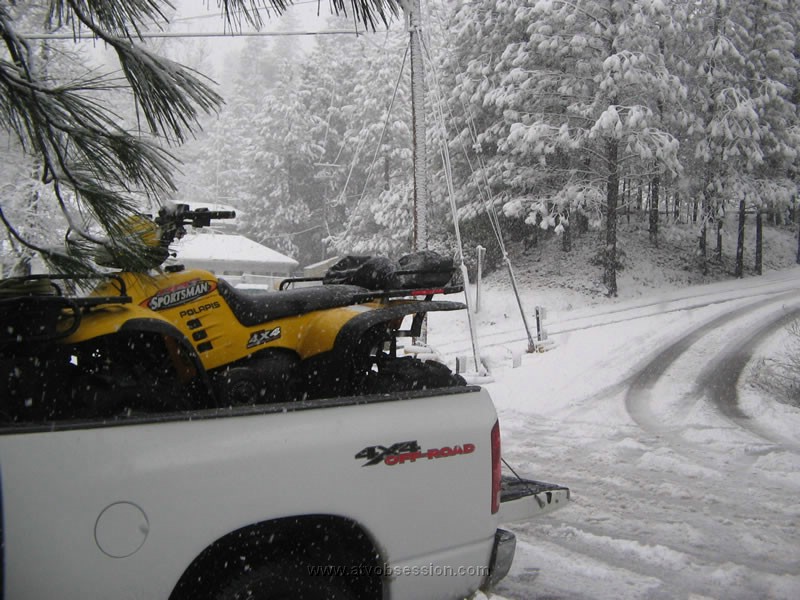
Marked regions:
[0,384,569,600]
[0,240,568,600]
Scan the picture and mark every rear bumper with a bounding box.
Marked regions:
[482,528,516,590]
[482,476,570,590]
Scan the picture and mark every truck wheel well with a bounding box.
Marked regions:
[169,515,383,600]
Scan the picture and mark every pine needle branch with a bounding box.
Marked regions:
[0,0,402,275]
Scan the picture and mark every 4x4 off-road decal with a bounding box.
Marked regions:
[355,440,476,467]
[142,279,217,311]
[247,327,282,348]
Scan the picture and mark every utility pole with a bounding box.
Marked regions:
[407,0,428,252]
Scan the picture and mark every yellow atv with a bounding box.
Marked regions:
[0,204,466,423]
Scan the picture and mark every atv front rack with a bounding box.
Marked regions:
[0,273,132,298]
[0,274,131,346]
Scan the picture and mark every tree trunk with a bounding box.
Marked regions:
[755,209,763,275]
[605,139,619,297]
[562,213,571,252]
[526,213,541,249]
[735,198,745,278]
[649,174,659,246]
[716,216,723,262]
[674,192,680,224]
[624,179,630,224]
[578,211,589,235]
[287,153,295,205]
[699,224,707,274]
[10,183,40,277]
[796,209,800,265]
[700,188,710,275]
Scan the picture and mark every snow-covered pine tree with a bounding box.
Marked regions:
[229,61,319,263]
[440,0,534,258]
[308,26,415,257]
[0,4,66,276]
[741,0,798,271]
[686,0,757,273]
[177,18,415,264]
[0,134,60,276]
[684,0,797,275]
[445,0,683,296]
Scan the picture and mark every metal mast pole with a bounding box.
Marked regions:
[408,0,428,251]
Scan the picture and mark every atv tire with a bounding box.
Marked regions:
[212,350,299,405]
[361,357,466,394]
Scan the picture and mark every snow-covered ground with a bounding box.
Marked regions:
[425,266,800,600]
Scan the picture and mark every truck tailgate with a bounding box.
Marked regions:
[499,475,570,523]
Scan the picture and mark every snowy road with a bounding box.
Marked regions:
[625,292,800,446]
[429,268,800,600]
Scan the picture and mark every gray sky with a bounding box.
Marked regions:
[168,1,380,81]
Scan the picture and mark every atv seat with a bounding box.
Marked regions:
[217,280,372,327]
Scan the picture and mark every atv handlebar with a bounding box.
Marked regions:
[155,204,236,245]
[186,209,236,228]
[156,203,236,227]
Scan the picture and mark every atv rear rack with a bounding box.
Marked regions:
[278,277,465,342]
[349,284,465,301]
[280,276,464,299]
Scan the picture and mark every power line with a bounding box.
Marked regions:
[20,29,384,41]
[172,0,322,23]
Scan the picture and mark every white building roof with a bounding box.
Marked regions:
[170,232,299,275]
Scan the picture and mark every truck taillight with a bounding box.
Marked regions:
[491,420,501,514]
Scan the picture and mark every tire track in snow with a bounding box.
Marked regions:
[506,516,798,600]
[623,291,797,437]
[694,304,800,451]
